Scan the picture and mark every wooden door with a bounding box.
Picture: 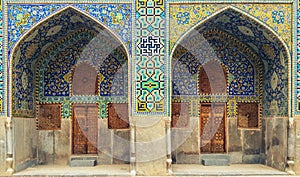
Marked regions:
[200,103,226,153]
[72,104,98,154]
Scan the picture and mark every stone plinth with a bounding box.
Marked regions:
[134,117,167,176]
[0,118,6,173]
[294,119,300,174]
[14,118,38,172]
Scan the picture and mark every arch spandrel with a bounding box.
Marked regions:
[7,4,132,54]
[169,4,292,51]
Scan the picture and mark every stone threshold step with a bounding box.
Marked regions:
[202,159,230,166]
[201,154,230,166]
[70,159,97,167]
[70,155,98,161]
[70,156,98,167]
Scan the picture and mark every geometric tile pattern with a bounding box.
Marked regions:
[172,49,198,95]
[38,30,94,97]
[297,7,300,113]
[169,3,292,50]
[8,4,132,53]
[0,1,3,115]
[172,29,262,118]
[134,0,166,114]
[36,31,128,117]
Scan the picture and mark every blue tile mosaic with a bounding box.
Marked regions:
[134,0,167,114]
[0,7,3,114]
[8,4,132,53]
[171,8,288,116]
[11,7,128,118]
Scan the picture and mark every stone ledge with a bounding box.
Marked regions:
[70,160,96,167]
[201,154,230,166]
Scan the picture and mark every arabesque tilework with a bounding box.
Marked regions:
[171,7,288,117]
[8,4,66,49]
[0,0,297,118]
[11,7,128,118]
[8,4,132,53]
[169,3,292,51]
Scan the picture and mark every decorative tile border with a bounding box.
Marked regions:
[172,95,260,118]
[133,0,167,115]
[297,2,300,114]
[0,0,3,115]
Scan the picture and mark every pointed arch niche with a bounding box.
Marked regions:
[170,6,290,169]
[10,6,130,168]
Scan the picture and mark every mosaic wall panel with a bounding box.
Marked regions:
[134,0,167,114]
[73,4,132,52]
[11,8,128,118]
[297,6,300,114]
[39,30,93,97]
[169,3,292,50]
[171,7,288,117]
[172,30,261,97]
[8,4,132,54]
[6,1,295,118]
[0,1,3,115]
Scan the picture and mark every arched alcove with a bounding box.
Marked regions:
[12,6,129,117]
[170,6,290,169]
[11,6,130,169]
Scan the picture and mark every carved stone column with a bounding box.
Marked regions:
[130,122,136,176]
[5,118,14,174]
[286,117,295,175]
[165,118,172,174]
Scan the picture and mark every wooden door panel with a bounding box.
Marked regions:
[73,104,98,154]
[211,104,225,153]
[200,103,226,153]
[73,106,87,154]
[86,106,98,154]
[200,104,212,153]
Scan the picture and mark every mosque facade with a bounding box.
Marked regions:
[0,0,299,176]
